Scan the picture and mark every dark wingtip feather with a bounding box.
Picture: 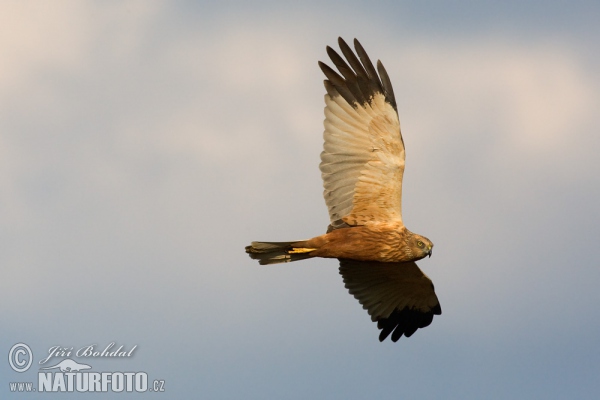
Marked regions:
[319,38,398,113]
[353,38,381,86]
[375,307,440,342]
[319,60,358,107]
[377,60,397,111]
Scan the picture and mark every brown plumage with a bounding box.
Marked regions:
[339,259,440,342]
[245,38,440,341]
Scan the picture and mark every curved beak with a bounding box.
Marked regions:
[427,246,432,258]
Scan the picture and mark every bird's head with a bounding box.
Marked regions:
[408,233,434,261]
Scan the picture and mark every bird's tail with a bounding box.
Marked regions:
[245,241,317,265]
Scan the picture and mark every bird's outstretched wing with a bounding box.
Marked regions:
[319,38,405,230]
[339,259,441,342]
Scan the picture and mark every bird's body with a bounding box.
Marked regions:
[245,38,441,341]
[249,222,432,263]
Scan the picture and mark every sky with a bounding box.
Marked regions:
[1,1,600,398]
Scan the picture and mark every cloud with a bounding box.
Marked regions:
[385,39,598,161]
[0,0,599,367]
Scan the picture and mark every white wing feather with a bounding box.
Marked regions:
[320,91,405,226]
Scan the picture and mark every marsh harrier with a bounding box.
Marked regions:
[246,38,440,341]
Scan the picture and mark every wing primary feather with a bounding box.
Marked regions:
[326,46,367,105]
[319,61,357,108]
[338,37,369,81]
[353,39,382,90]
[326,46,356,82]
[338,37,381,104]
[323,80,339,99]
[376,60,398,112]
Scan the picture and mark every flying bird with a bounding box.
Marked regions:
[246,38,440,341]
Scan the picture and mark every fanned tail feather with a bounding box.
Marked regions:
[245,241,317,265]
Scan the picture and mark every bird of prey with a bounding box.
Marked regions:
[246,38,441,341]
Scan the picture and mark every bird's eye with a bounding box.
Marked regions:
[417,241,423,247]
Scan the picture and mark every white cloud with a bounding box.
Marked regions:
[387,40,598,159]
[0,2,598,353]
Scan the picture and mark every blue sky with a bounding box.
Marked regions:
[2,1,599,399]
